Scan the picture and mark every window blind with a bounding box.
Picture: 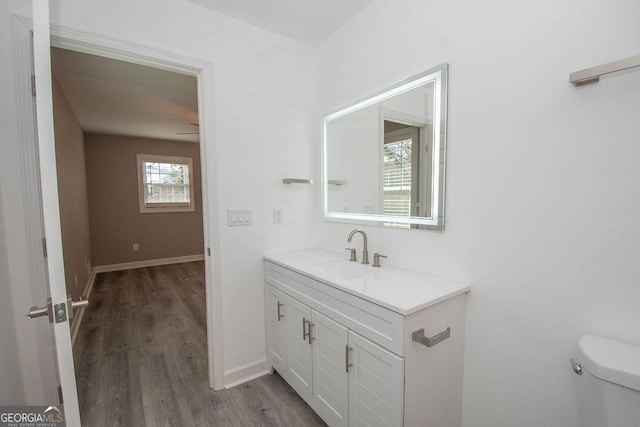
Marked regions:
[383,138,412,218]
[143,161,191,206]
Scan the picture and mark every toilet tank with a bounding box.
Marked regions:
[577,335,640,427]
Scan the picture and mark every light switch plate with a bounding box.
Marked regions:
[228,209,252,226]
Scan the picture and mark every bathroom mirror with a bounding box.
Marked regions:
[322,63,448,230]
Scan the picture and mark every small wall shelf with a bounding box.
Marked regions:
[328,180,347,186]
[282,178,313,184]
[570,55,640,86]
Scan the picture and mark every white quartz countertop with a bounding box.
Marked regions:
[264,248,470,315]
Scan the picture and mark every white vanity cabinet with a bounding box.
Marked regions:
[264,250,469,427]
[266,283,403,426]
[348,329,404,426]
[311,310,349,426]
[264,285,286,373]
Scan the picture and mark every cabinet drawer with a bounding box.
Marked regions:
[265,261,405,356]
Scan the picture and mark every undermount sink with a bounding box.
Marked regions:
[264,248,469,315]
[309,259,372,280]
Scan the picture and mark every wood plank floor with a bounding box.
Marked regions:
[74,262,327,426]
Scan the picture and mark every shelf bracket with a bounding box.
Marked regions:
[282,178,313,184]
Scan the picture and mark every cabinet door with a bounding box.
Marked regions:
[311,311,349,427]
[348,331,404,427]
[282,294,314,401]
[265,284,286,373]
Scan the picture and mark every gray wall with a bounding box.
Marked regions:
[52,76,92,301]
[84,133,204,266]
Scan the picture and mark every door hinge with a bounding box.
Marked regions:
[207,247,211,256]
[42,238,47,257]
[31,74,36,96]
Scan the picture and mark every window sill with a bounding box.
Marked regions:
[140,205,195,214]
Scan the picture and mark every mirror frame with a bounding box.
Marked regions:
[322,63,448,230]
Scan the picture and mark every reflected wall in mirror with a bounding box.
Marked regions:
[322,63,448,230]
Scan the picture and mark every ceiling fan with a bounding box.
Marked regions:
[176,122,199,135]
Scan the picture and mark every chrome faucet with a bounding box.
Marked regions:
[347,228,369,265]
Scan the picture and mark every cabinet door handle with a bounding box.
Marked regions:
[308,322,315,344]
[345,345,353,373]
[302,318,315,344]
[277,301,284,320]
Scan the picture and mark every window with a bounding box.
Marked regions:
[137,154,195,213]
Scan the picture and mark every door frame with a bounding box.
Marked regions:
[12,15,225,392]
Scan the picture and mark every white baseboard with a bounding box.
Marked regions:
[71,269,97,347]
[224,359,270,389]
[93,254,205,273]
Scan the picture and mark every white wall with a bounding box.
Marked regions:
[0,4,24,404]
[0,183,25,404]
[3,0,639,421]
[0,0,316,394]
[315,0,640,426]
[0,0,62,404]
[326,107,380,212]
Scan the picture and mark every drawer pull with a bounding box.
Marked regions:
[412,327,451,348]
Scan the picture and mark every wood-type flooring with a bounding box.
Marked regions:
[73,261,327,426]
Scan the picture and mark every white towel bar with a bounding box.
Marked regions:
[570,55,640,86]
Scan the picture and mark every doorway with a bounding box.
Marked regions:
[12,17,224,415]
[50,45,212,421]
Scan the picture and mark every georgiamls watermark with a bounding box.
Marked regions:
[0,406,64,427]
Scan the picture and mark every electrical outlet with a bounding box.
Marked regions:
[273,208,283,224]
[133,243,139,251]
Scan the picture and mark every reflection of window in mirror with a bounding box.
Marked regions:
[383,120,429,228]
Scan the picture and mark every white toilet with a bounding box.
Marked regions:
[577,335,640,427]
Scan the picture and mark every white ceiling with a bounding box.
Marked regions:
[51,47,200,143]
[185,0,372,46]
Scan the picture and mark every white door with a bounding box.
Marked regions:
[264,284,287,373]
[30,0,81,424]
[282,294,313,401]
[348,331,404,427]
[312,311,349,427]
